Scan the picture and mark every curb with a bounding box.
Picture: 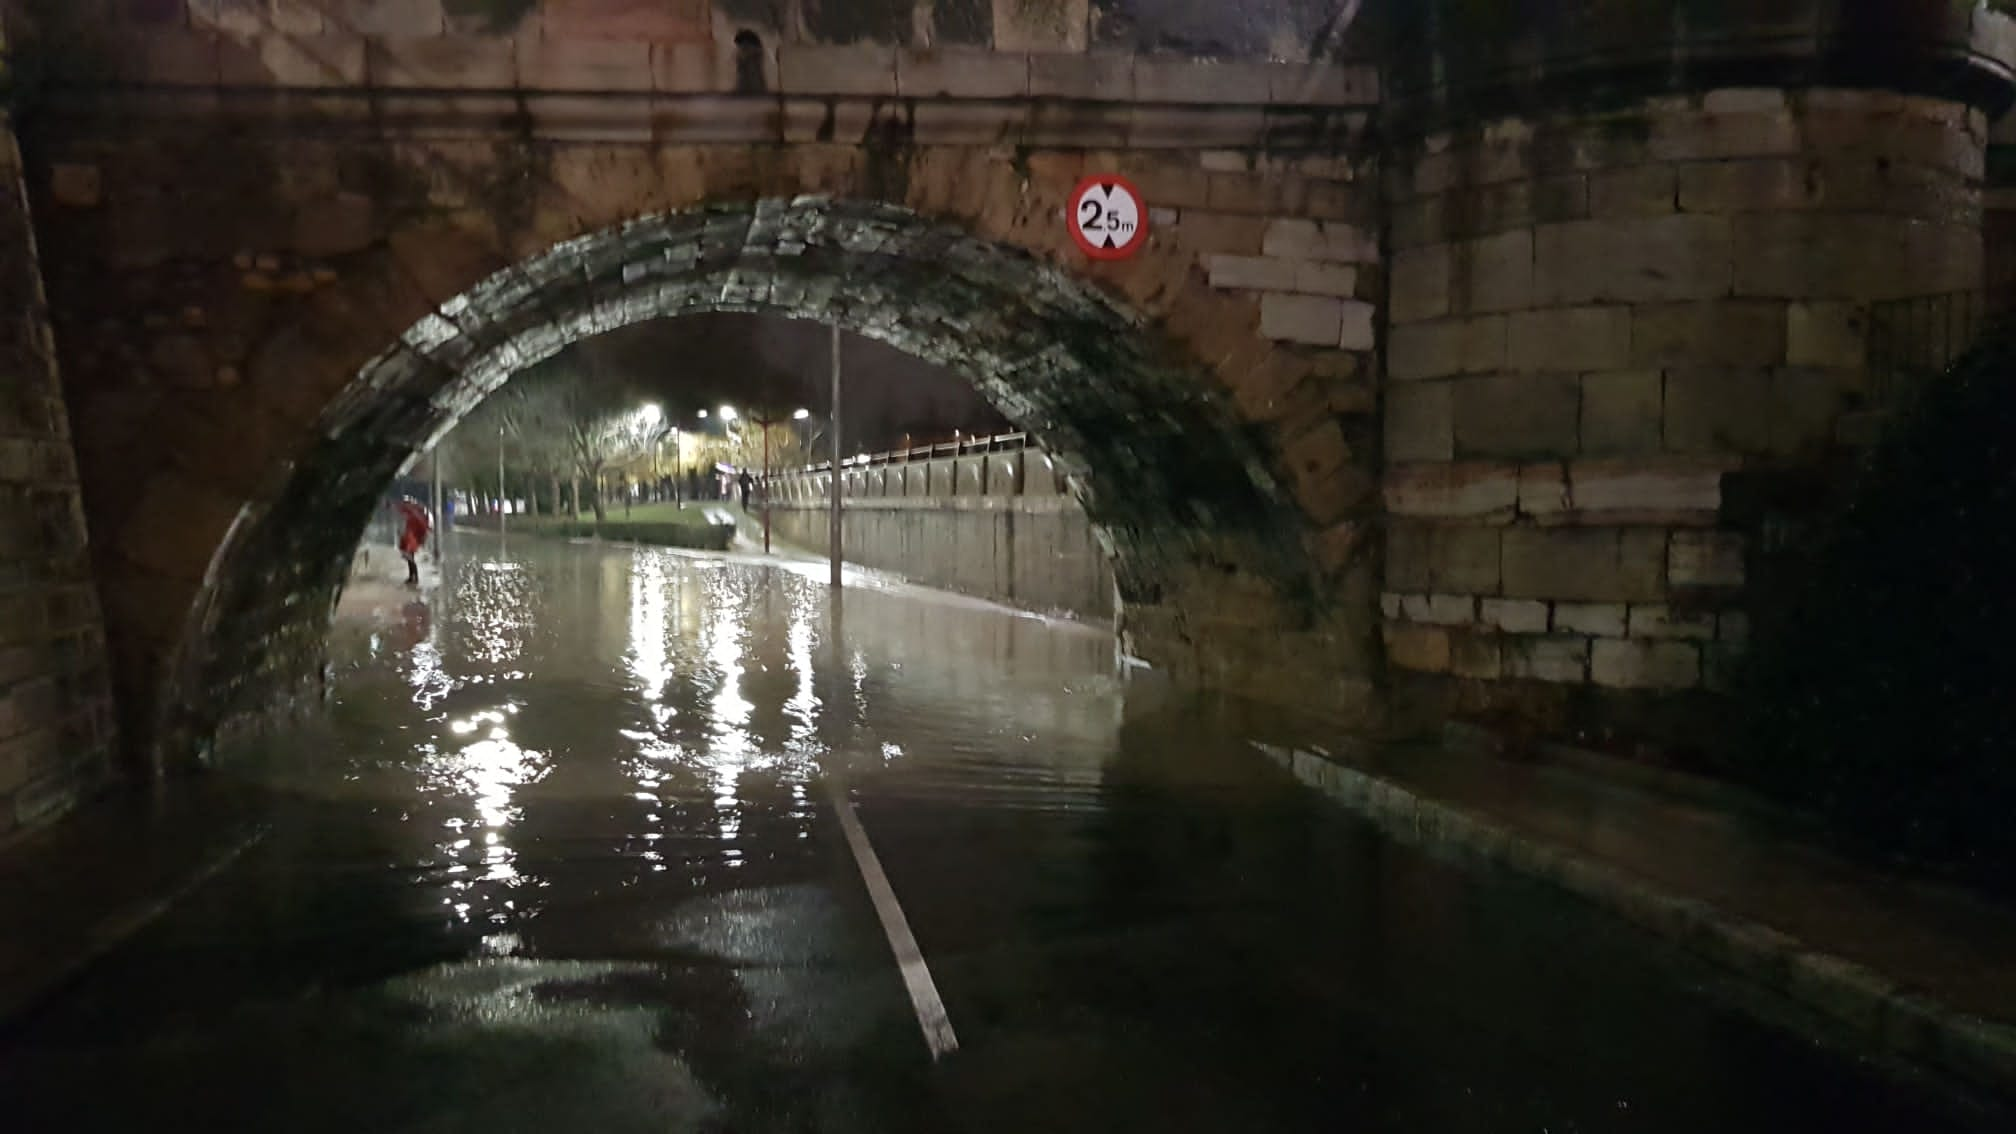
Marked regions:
[1256,743,2016,1101]
[0,823,266,1022]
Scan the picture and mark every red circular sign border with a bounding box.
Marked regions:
[1068,174,1150,262]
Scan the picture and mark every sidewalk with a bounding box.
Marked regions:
[0,778,266,1020]
[1259,733,2016,1098]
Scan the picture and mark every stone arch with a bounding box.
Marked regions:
[140,196,1373,768]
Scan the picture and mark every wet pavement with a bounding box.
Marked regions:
[3,531,2012,1133]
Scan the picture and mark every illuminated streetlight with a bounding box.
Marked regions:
[792,407,811,420]
[697,409,709,419]
[638,403,662,425]
[718,405,738,422]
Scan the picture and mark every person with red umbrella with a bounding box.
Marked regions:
[395,495,432,586]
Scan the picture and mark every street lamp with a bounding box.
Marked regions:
[718,405,738,423]
[792,407,810,420]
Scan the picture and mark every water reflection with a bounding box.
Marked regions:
[311,533,1122,947]
[17,534,1995,1134]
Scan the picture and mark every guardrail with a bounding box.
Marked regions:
[764,432,1072,505]
[787,431,1032,475]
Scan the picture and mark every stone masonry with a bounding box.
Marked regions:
[1368,0,2016,735]
[0,71,117,833]
[3,0,2016,817]
[1382,86,1991,717]
[6,0,1386,777]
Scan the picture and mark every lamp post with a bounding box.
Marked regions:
[744,406,811,555]
[496,419,506,539]
[828,321,842,588]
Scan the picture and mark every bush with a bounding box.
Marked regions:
[1735,332,2016,894]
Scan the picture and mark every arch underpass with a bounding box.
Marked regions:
[138,197,1375,769]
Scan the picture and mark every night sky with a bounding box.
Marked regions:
[574,313,1009,453]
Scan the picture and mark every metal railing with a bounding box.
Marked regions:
[778,431,1031,478]
[762,431,1069,506]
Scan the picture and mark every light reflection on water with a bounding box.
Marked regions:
[311,533,1121,945]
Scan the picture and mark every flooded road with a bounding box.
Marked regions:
[2,532,2008,1132]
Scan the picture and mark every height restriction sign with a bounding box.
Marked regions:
[1068,175,1148,261]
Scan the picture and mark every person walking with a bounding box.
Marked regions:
[738,469,754,512]
[395,495,432,586]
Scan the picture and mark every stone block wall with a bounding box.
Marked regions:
[0,109,116,837]
[1381,88,1986,713]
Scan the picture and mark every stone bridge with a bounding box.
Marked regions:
[1,0,2013,834]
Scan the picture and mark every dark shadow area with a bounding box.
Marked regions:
[1735,325,2016,897]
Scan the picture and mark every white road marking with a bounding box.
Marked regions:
[827,782,960,1059]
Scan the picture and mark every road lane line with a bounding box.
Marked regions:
[827,783,960,1059]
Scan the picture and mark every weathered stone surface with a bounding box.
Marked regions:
[1554,602,1627,636]
[1452,373,1580,458]
[1389,244,1450,322]
[1385,524,1501,594]
[778,43,899,96]
[1454,316,1507,374]
[1663,368,1845,457]
[1502,528,1666,602]
[1388,322,1458,381]
[1262,218,1376,263]
[1588,165,1677,218]
[543,0,711,42]
[371,35,515,88]
[1628,604,1715,639]
[1515,461,1567,516]
[1649,109,1801,163]
[1385,382,1452,462]
[1338,301,1375,350]
[1384,463,1519,521]
[1669,530,1745,586]
[1506,306,1631,372]
[1449,630,1503,679]
[236,30,371,88]
[1786,301,1866,368]
[1400,592,1476,626]
[1521,458,1728,518]
[346,0,446,38]
[1029,51,1131,99]
[993,0,1089,53]
[1259,293,1346,345]
[1134,59,1274,105]
[1479,597,1548,633]
[517,37,654,91]
[1504,635,1590,683]
[1295,260,1358,298]
[1534,215,1733,304]
[1591,638,1700,689]
[1176,211,1269,255]
[1734,213,1978,300]
[898,47,1030,98]
[1206,254,1299,292]
[1385,623,1451,673]
[1452,229,1533,313]
[1630,301,1787,368]
[1579,370,1663,455]
[49,164,102,208]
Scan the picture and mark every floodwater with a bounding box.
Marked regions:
[2,532,2008,1133]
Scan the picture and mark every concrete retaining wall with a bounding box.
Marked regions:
[768,447,1112,621]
